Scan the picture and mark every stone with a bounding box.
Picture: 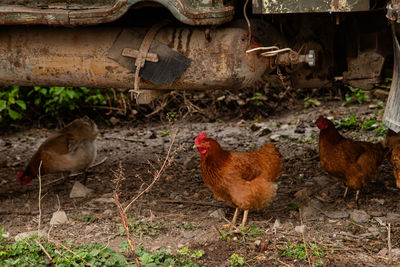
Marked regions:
[259,128,272,137]
[392,248,400,259]
[270,134,280,141]
[371,198,385,205]
[272,219,281,233]
[325,210,349,219]
[209,209,225,220]
[350,209,370,223]
[386,212,400,224]
[109,117,120,125]
[183,156,198,170]
[15,230,46,241]
[92,198,114,204]
[295,225,306,233]
[69,181,93,198]
[103,209,113,216]
[183,232,195,239]
[50,210,69,225]
[250,124,261,132]
[1,231,9,239]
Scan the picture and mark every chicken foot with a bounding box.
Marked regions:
[230,208,249,227]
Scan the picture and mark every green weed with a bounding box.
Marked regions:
[342,86,370,106]
[251,92,266,106]
[230,253,244,266]
[304,97,319,108]
[278,241,325,265]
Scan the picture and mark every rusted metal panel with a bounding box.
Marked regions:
[252,0,369,14]
[0,26,268,91]
[0,0,234,26]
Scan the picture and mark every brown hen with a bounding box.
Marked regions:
[194,132,282,226]
[316,115,384,202]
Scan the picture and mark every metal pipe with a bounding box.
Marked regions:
[0,26,269,90]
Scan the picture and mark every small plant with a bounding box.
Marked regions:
[304,97,319,108]
[230,253,244,267]
[251,92,266,106]
[336,114,357,128]
[278,242,325,264]
[134,246,204,267]
[342,86,370,106]
[167,111,179,119]
[220,231,233,241]
[161,130,171,137]
[75,213,95,223]
[216,119,223,123]
[175,223,195,230]
[125,218,168,238]
[374,123,388,136]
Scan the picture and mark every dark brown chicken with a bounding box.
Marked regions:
[385,129,400,188]
[194,132,282,226]
[18,116,98,185]
[316,115,385,202]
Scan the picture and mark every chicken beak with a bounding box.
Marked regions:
[193,144,198,149]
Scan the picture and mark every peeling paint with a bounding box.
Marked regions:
[259,0,368,13]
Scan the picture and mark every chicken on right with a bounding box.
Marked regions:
[316,115,385,203]
[385,129,400,188]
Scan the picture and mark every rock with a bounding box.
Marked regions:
[92,198,114,204]
[325,210,349,219]
[50,210,69,225]
[295,225,306,233]
[392,248,400,259]
[69,181,93,198]
[209,209,225,220]
[109,117,120,125]
[2,231,9,239]
[369,210,385,217]
[183,232,195,239]
[15,230,46,241]
[386,213,400,224]
[250,124,261,132]
[254,239,261,246]
[270,134,280,141]
[103,209,113,217]
[350,209,370,223]
[259,128,272,137]
[184,155,198,170]
[272,219,281,232]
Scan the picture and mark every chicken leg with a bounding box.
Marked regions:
[231,208,239,225]
[343,187,349,200]
[240,210,249,227]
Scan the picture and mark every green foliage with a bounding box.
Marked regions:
[126,217,169,239]
[303,97,318,108]
[175,223,195,230]
[167,111,178,119]
[342,86,370,106]
[0,234,130,266]
[0,86,107,123]
[160,130,170,137]
[135,246,204,267]
[336,114,357,128]
[229,253,244,267]
[278,242,325,264]
[251,92,266,106]
[0,86,26,121]
[75,213,95,223]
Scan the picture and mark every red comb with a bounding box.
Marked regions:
[18,172,23,179]
[195,132,207,145]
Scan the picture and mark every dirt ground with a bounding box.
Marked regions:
[1,97,399,266]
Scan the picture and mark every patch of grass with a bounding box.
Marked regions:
[219,224,263,242]
[342,86,370,106]
[0,234,130,266]
[277,241,325,265]
[175,223,195,230]
[75,213,95,223]
[133,245,204,267]
[127,218,169,238]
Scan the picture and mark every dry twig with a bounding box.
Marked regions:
[299,208,312,267]
[36,160,52,261]
[387,223,392,264]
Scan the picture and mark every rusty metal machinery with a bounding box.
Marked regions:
[0,26,269,94]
